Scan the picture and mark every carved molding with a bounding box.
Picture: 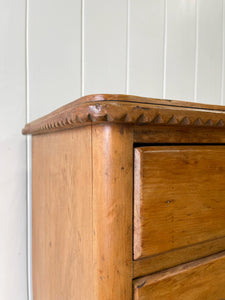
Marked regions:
[22,95,225,135]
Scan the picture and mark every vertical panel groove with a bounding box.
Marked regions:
[25,0,28,299]
[163,0,168,99]
[25,0,29,124]
[125,0,130,94]
[194,0,199,102]
[25,0,32,299]
[221,0,225,105]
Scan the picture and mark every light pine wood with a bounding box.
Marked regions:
[133,236,225,278]
[25,95,225,299]
[32,128,94,300]
[133,251,225,300]
[134,125,225,143]
[32,124,134,300]
[134,146,225,260]
[22,94,225,135]
[92,124,133,299]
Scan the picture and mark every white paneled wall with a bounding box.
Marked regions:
[197,0,223,104]
[0,0,27,300]
[166,0,196,100]
[84,0,128,95]
[1,1,224,300]
[28,0,225,120]
[28,0,82,120]
[223,0,225,103]
[129,0,165,97]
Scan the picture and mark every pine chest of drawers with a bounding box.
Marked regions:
[23,94,225,300]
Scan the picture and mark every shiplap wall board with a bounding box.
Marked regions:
[83,0,128,95]
[28,0,225,120]
[28,0,82,120]
[197,0,223,104]
[223,0,225,103]
[0,0,27,299]
[129,0,165,97]
[166,0,196,100]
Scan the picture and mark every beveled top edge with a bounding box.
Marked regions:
[35,94,225,110]
[22,94,225,135]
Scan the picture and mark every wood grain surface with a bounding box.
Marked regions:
[92,124,134,299]
[133,251,225,300]
[134,146,225,260]
[29,96,225,299]
[32,124,134,300]
[134,125,225,144]
[22,94,225,135]
[32,128,94,300]
[133,236,225,278]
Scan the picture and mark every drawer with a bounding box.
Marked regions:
[134,146,225,260]
[133,251,225,300]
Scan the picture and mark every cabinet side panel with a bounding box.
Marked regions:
[32,127,93,300]
[92,125,133,300]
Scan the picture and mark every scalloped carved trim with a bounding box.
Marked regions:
[22,100,225,135]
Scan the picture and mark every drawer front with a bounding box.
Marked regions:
[133,252,225,300]
[134,146,225,260]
